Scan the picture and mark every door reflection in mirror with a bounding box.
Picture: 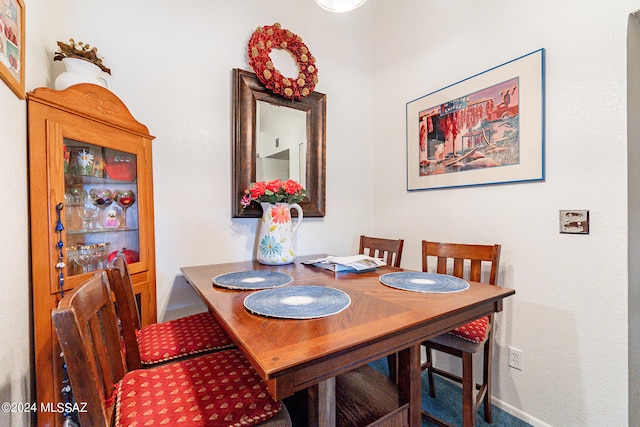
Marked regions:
[256,100,306,187]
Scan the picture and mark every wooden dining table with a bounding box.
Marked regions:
[181,256,515,427]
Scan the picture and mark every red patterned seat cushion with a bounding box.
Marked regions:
[447,316,490,343]
[137,311,234,365]
[115,349,281,427]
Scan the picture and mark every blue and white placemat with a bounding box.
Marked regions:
[379,272,469,293]
[243,286,351,319]
[212,270,293,290]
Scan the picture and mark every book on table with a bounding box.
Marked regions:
[302,255,386,273]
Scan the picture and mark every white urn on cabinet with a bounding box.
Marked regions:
[55,57,111,90]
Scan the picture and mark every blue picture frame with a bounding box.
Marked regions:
[406,49,545,191]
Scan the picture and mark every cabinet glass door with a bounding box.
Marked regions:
[63,138,140,277]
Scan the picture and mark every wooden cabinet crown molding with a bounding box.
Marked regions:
[28,84,153,138]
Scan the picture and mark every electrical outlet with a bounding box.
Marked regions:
[508,346,523,370]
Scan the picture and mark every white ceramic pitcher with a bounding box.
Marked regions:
[55,57,111,90]
[256,202,303,265]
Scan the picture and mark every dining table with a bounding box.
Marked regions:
[180,255,515,427]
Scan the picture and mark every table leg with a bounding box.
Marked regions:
[307,377,336,427]
[398,345,421,427]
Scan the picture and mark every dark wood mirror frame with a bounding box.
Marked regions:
[232,68,326,218]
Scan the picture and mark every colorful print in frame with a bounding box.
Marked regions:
[0,0,24,99]
[406,49,544,191]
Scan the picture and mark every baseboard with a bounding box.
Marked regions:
[432,374,552,427]
[488,397,552,427]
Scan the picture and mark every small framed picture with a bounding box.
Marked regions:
[0,0,25,99]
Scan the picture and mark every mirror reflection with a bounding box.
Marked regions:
[256,101,306,186]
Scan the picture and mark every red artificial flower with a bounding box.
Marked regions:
[266,179,283,193]
[250,181,267,198]
[283,179,302,195]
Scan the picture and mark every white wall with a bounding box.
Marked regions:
[0,71,29,427]
[0,0,635,426]
[372,1,634,426]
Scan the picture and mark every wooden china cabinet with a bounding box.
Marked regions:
[27,84,157,427]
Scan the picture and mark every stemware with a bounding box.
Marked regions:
[87,242,110,271]
[66,245,82,276]
[64,188,87,230]
[96,242,110,270]
[89,188,113,207]
[88,189,113,229]
[77,204,98,230]
[114,189,136,229]
[76,244,93,274]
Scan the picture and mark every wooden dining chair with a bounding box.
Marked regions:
[52,272,291,427]
[359,235,404,268]
[107,253,234,370]
[358,234,405,381]
[421,241,501,427]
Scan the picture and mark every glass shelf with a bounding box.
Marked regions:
[66,227,139,235]
[65,174,137,186]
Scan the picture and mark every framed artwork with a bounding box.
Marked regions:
[0,0,24,99]
[406,49,544,191]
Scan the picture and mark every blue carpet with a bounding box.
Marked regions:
[369,358,532,427]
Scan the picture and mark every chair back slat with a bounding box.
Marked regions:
[106,253,144,370]
[422,241,501,285]
[111,254,142,329]
[87,314,118,393]
[359,235,404,268]
[452,258,465,278]
[52,272,127,427]
[469,259,483,282]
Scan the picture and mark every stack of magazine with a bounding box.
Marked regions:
[302,255,386,273]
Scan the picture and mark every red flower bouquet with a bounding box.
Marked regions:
[241,179,306,207]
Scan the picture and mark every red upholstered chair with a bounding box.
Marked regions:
[52,272,291,427]
[107,253,234,370]
[359,235,404,268]
[421,241,501,427]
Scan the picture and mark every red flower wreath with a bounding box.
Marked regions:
[248,23,318,100]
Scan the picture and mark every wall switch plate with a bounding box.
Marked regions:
[560,210,589,234]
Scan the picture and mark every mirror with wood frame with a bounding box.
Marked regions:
[232,68,326,218]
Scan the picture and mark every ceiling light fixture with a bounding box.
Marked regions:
[315,0,367,13]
